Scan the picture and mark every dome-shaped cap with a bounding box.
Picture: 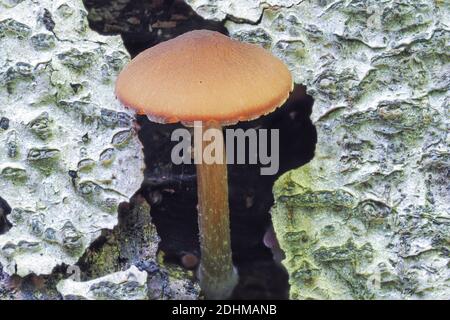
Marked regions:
[115,30,293,125]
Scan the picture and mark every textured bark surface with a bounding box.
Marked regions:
[57,265,149,300]
[0,0,144,276]
[0,196,200,299]
[0,0,199,300]
[83,0,227,56]
[187,0,450,299]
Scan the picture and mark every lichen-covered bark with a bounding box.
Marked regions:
[77,197,200,300]
[0,197,200,300]
[187,0,450,299]
[0,0,144,276]
[57,265,149,300]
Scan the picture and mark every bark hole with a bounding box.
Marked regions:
[83,0,228,56]
[0,197,12,235]
[138,85,316,299]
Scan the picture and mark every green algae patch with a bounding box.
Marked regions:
[273,162,393,299]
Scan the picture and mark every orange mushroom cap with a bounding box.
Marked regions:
[115,30,293,125]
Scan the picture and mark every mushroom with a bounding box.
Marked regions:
[115,30,293,299]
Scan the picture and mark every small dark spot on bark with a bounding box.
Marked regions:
[41,9,55,31]
[0,117,9,130]
[0,196,12,235]
[68,170,78,179]
[82,133,90,143]
[70,83,82,93]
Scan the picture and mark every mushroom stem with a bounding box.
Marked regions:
[196,120,238,299]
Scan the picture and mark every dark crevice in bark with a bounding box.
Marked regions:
[0,196,12,235]
[139,85,316,299]
[83,0,228,57]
